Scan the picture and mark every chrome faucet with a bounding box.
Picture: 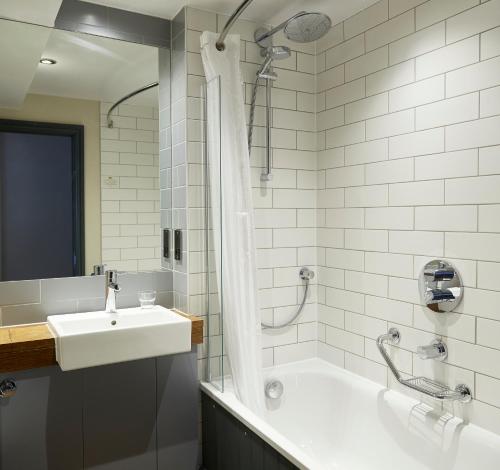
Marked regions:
[104,270,121,313]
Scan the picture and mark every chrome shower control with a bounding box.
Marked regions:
[417,339,448,361]
[419,260,463,313]
[265,380,283,399]
[0,379,17,398]
[299,267,315,281]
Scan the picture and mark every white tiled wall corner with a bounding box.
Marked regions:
[315,0,500,435]
[183,0,500,435]
[100,102,160,272]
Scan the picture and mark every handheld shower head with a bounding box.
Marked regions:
[266,45,292,60]
[257,45,291,78]
[255,11,332,47]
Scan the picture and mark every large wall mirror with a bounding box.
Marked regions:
[0,18,171,284]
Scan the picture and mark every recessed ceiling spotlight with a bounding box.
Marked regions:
[40,58,57,65]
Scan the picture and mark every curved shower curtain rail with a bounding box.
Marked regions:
[106,82,159,128]
[216,0,254,50]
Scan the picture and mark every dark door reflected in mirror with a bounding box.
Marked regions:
[0,120,84,281]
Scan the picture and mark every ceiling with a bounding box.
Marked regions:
[0,21,52,108]
[84,0,380,25]
[0,0,63,27]
[30,29,158,106]
[0,19,158,109]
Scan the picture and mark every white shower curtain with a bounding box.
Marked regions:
[200,31,265,414]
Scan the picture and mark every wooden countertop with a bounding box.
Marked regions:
[0,311,203,374]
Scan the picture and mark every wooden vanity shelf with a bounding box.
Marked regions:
[0,311,203,374]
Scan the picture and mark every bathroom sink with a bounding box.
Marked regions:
[48,306,192,371]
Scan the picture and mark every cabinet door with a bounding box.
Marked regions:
[0,366,83,470]
[82,359,157,470]
[156,350,200,470]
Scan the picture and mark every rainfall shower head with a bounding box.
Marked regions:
[255,11,332,47]
[284,12,332,43]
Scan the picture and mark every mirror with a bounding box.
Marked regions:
[0,19,170,283]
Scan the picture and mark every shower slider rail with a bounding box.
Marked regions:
[377,328,472,403]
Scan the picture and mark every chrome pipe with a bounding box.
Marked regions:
[261,77,272,181]
[107,82,159,128]
[216,0,254,51]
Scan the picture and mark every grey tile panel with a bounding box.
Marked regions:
[40,299,78,320]
[55,0,170,48]
[0,279,40,306]
[0,271,172,325]
[0,303,44,326]
[41,275,103,302]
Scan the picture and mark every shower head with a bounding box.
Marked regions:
[255,11,332,47]
[258,45,291,78]
[266,45,292,60]
[284,12,332,43]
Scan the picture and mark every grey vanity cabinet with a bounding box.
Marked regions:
[0,350,199,470]
[0,366,83,470]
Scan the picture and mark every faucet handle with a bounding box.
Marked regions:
[417,339,447,361]
[424,267,455,282]
[105,270,118,284]
[424,288,456,305]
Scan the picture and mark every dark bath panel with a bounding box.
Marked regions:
[201,392,298,470]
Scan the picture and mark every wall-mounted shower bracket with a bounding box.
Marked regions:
[377,328,472,403]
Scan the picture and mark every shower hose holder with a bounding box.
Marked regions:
[377,328,472,403]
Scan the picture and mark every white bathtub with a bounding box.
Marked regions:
[201,358,500,470]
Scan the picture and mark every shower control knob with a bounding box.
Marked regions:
[0,379,17,398]
[299,267,314,281]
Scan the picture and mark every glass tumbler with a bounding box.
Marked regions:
[138,290,156,309]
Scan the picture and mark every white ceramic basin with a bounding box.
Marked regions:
[48,306,192,371]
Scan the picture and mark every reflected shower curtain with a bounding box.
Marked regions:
[201,32,265,414]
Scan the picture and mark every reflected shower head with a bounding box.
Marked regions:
[255,11,332,47]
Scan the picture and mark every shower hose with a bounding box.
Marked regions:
[261,268,314,329]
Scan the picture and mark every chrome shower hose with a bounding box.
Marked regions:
[261,267,314,329]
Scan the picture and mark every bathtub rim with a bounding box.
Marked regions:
[200,360,329,470]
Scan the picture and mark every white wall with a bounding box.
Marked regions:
[183,0,500,435]
[184,8,320,378]
[100,102,161,272]
[316,0,500,435]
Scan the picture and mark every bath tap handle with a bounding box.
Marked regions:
[424,267,455,282]
[417,339,447,361]
[424,288,455,304]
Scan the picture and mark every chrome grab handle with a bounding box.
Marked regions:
[377,329,471,403]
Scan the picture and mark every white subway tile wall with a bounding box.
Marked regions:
[185,8,318,376]
[100,102,161,272]
[180,1,500,434]
[316,0,500,435]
